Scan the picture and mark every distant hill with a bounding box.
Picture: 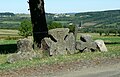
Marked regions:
[0,12,15,17]
[73,10,120,32]
[75,10,120,27]
[0,10,120,33]
[0,13,30,29]
[45,10,120,33]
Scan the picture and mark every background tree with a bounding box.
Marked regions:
[18,20,32,38]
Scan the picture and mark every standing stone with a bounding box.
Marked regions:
[41,37,67,56]
[95,40,108,52]
[65,33,76,54]
[17,38,33,52]
[7,38,36,63]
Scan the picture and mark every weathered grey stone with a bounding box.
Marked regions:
[95,40,108,52]
[80,34,93,42]
[49,28,69,41]
[17,38,33,52]
[41,38,53,50]
[41,37,67,56]
[65,33,76,54]
[41,28,76,56]
[7,38,36,63]
[55,41,67,55]
[76,34,97,52]
[76,41,97,52]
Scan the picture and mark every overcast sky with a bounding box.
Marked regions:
[0,0,120,13]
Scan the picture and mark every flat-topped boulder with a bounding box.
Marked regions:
[49,28,69,42]
[76,34,108,52]
[95,40,108,52]
[76,34,97,52]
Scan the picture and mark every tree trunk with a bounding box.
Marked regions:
[28,0,48,48]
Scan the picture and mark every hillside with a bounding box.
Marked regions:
[0,10,120,33]
[75,10,120,27]
[0,13,30,29]
[46,10,120,33]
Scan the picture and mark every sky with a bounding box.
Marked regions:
[0,0,120,14]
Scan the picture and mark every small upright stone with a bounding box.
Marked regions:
[65,33,76,54]
[17,38,33,52]
[7,38,35,63]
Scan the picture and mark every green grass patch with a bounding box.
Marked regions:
[77,33,120,43]
[0,33,120,71]
[0,40,17,45]
[0,55,7,65]
[93,36,120,43]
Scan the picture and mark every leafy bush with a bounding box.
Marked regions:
[67,24,75,33]
[48,22,62,30]
[18,20,32,38]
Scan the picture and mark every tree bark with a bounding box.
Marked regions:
[28,0,48,48]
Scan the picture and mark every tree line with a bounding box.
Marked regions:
[0,12,15,17]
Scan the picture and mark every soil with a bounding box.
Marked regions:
[0,57,120,77]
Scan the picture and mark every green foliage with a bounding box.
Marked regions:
[67,24,75,33]
[48,22,63,30]
[18,20,32,38]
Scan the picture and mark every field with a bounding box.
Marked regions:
[53,21,70,24]
[1,21,21,24]
[0,29,19,36]
[0,29,20,44]
[0,30,120,71]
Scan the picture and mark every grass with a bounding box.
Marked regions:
[0,40,17,45]
[0,44,120,71]
[93,36,120,43]
[0,55,7,65]
[0,29,18,35]
[0,33,120,71]
[0,29,21,40]
[77,33,120,43]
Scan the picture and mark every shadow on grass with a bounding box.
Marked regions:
[0,44,17,54]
